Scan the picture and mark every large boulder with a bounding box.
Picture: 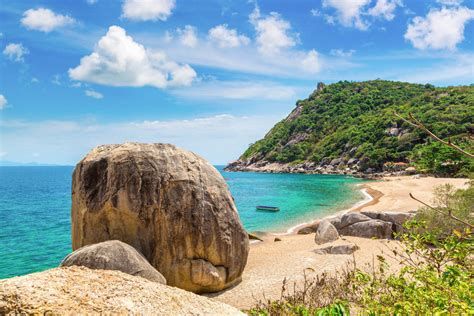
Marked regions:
[361,211,415,233]
[0,267,244,315]
[339,220,393,239]
[71,143,249,293]
[60,240,166,284]
[315,220,339,244]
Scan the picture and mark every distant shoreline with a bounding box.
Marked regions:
[261,176,469,236]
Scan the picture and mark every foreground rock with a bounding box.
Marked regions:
[71,143,249,293]
[61,240,166,284]
[314,220,339,244]
[0,267,244,315]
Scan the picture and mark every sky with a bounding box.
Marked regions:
[0,0,473,165]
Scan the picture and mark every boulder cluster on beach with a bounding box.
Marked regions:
[298,211,415,246]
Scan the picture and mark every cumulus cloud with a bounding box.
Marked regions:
[322,0,371,30]
[3,43,29,62]
[301,50,321,73]
[122,0,175,21]
[177,25,198,47]
[208,24,250,48]
[0,95,7,109]
[249,6,297,55]
[330,49,356,57]
[405,6,474,50]
[368,0,403,21]
[21,8,75,32]
[85,89,104,99]
[69,26,197,89]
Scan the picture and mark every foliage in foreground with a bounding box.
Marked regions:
[247,183,474,315]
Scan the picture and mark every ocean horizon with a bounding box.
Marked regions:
[0,165,365,279]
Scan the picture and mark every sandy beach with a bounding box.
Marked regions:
[210,176,469,309]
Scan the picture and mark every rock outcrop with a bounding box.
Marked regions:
[0,266,244,315]
[60,240,166,284]
[71,143,249,293]
[314,220,339,244]
[339,220,393,239]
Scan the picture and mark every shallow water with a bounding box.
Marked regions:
[0,166,364,279]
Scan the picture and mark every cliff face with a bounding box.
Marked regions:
[226,80,473,177]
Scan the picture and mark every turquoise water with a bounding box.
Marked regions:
[0,166,364,279]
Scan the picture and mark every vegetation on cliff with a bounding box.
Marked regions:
[238,80,473,176]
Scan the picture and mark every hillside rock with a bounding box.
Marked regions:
[0,266,244,315]
[315,220,339,244]
[71,143,249,293]
[60,240,166,284]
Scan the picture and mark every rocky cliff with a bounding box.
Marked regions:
[226,80,473,177]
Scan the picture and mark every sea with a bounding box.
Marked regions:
[0,166,365,279]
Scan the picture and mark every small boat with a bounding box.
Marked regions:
[256,205,280,212]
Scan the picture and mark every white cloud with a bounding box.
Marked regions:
[368,0,403,21]
[31,77,39,83]
[52,74,61,85]
[171,80,298,101]
[249,6,297,55]
[330,49,356,57]
[322,0,371,30]
[177,25,198,47]
[85,89,104,99]
[208,24,250,48]
[405,6,474,50]
[0,95,7,109]
[396,53,474,84]
[301,50,321,73]
[3,43,29,62]
[436,0,464,6]
[122,0,175,21]
[69,26,197,88]
[1,114,282,164]
[21,8,75,32]
[86,0,98,4]
[310,9,321,17]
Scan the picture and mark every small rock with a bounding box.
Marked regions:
[60,240,166,284]
[314,243,359,255]
[297,222,320,234]
[315,220,339,245]
[274,237,282,242]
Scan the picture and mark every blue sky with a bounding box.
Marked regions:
[0,0,473,165]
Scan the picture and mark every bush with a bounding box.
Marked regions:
[415,181,474,236]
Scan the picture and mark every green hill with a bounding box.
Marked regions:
[226,80,473,177]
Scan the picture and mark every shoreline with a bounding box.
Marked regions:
[276,186,377,236]
[256,175,468,237]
